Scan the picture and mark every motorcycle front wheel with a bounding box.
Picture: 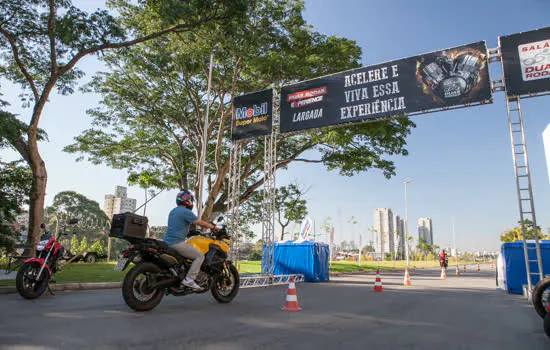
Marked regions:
[16,262,49,300]
[211,263,240,303]
[122,262,165,312]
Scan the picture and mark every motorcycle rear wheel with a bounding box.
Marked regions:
[16,262,48,300]
[122,263,165,312]
[533,277,550,318]
[211,263,240,303]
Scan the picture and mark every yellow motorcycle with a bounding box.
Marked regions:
[111,215,239,311]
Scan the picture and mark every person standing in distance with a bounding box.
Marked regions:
[163,190,217,290]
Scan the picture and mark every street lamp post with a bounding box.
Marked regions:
[404,179,415,268]
[196,49,216,218]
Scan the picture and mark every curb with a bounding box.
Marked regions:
[0,282,121,295]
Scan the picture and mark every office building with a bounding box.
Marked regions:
[392,214,405,257]
[374,208,394,254]
[418,217,433,245]
[104,186,137,219]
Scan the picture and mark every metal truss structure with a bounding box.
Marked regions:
[240,274,305,288]
[261,90,280,275]
[227,141,243,264]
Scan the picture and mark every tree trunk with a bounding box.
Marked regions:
[280,225,287,241]
[24,82,54,251]
[27,143,47,247]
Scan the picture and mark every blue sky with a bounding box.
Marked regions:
[2,0,550,252]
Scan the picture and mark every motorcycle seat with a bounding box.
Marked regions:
[147,239,185,262]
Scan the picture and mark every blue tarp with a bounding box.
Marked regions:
[266,241,329,282]
[501,241,550,294]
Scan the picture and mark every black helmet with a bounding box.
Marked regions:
[176,190,194,209]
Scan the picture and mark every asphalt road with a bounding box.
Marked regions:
[0,266,547,349]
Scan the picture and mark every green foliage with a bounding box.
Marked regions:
[149,226,167,239]
[0,111,48,148]
[500,219,546,242]
[77,237,89,255]
[45,191,109,244]
[65,0,415,225]
[69,236,89,255]
[89,240,104,255]
[0,0,248,106]
[0,158,32,251]
[0,0,248,248]
[244,183,309,240]
[248,251,262,261]
[70,235,79,254]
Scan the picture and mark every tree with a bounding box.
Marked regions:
[0,0,248,246]
[362,245,375,253]
[500,219,545,243]
[0,158,33,251]
[64,0,415,223]
[149,226,167,239]
[245,183,309,240]
[46,191,109,244]
[321,217,334,243]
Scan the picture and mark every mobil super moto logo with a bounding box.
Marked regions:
[236,103,268,120]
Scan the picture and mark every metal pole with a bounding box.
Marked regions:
[358,234,362,267]
[143,189,147,216]
[404,179,414,268]
[453,215,459,268]
[197,51,215,218]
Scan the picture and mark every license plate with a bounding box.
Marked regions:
[114,258,128,271]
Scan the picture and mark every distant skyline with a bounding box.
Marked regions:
[1,0,550,252]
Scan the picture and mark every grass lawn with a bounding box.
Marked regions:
[0,262,126,286]
[0,259,487,286]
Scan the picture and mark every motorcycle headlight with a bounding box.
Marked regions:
[36,240,48,251]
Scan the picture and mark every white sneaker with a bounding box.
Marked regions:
[182,277,201,290]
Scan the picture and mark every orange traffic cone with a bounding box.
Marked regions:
[403,268,412,286]
[374,270,384,292]
[455,265,460,275]
[440,267,447,279]
[281,277,301,311]
[476,264,480,271]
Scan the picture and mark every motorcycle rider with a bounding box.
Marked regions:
[439,249,448,270]
[163,190,217,290]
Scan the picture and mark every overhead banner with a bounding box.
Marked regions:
[280,41,492,133]
[231,89,273,141]
[500,26,550,97]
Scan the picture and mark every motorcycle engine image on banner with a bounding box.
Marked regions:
[419,51,483,102]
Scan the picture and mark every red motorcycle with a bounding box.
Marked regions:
[15,218,78,299]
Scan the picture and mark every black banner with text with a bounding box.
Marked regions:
[500,27,550,97]
[280,41,492,133]
[231,89,273,141]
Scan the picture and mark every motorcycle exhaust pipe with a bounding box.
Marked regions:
[152,277,179,289]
